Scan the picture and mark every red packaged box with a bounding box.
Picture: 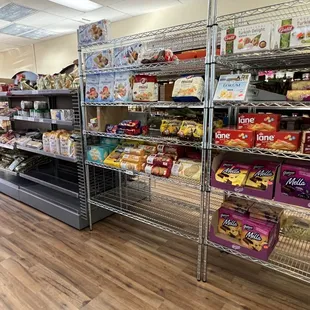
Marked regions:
[215,128,255,148]
[238,113,280,132]
[300,143,310,154]
[255,131,301,151]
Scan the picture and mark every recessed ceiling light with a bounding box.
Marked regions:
[0,24,36,36]
[20,29,56,40]
[48,0,102,12]
[0,3,37,22]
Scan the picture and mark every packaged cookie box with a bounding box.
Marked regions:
[272,16,310,49]
[211,153,280,199]
[114,43,144,67]
[215,128,255,148]
[79,20,109,46]
[172,76,204,102]
[85,50,112,70]
[98,73,114,103]
[220,23,272,55]
[87,145,111,164]
[85,74,100,103]
[255,131,301,151]
[237,113,280,131]
[209,208,279,261]
[113,72,133,102]
[133,75,158,102]
[274,162,310,208]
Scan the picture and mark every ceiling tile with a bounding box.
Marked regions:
[20,29,56,40]
[0,20,11,28]
[0,23,36,36]
[45,3,84,19]
[12,0,55,10]
[0,2,37,22]
[109,0,181,15]
[42,19,84,34]
[74,6,131,23]
[93,0,124,5]
[19,12,65,28]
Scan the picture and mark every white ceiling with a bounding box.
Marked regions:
[0,0,191,51]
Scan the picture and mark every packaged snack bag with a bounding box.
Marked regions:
[160,119,182,136]
[147,154,174,169]
[171,159,201,181]
[60,132,70,156]
[172,76,204,102]
[144,164,171,178]
[42,132,51,153]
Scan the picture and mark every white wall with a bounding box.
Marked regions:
[0,0,290,78]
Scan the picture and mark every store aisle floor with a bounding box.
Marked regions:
[0,193,308,310]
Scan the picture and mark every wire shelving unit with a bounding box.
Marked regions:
[203,0,310,284]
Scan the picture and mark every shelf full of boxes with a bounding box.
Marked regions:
[78,19,212,279]
[203,0,310,284]
[0,89,104,229]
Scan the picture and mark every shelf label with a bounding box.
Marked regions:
[32,90,38,95]
[125,170,134,176]
[214,74,251,101]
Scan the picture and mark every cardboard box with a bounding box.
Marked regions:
[302,131,310,143]
[215,128,255,148]
[238,113,280,131]
[301,143,310,154]
[255,131,301,151]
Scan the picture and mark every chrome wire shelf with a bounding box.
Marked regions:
[212,144,310,161]
[14,116,73,126]
[85,131,202,148]
[85,160,201,189]
[0,143,14,150]
[214,100,310,109]
[84,58,205,75]
[82,100,204,109]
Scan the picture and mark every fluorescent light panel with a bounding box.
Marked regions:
[0,24,37,36]
[48,0,102,12]
[0,3,37,22]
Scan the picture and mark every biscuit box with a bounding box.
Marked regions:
[240,217,277,252]
[218,207,244,240]
[301,143,310,154]
[245,160,278,191]
[222,196,253,214]
[249,203,284,223]
[215,161,251,187]
[255,131,301,151]
[87,145,110,163]
[215,128,255,148]
[237,113,280,131]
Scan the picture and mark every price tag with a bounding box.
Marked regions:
[29,117,35,122]
[214,74,251,101]
[39,119,44,123]
[52,120,57,124]
[125,170,134,176]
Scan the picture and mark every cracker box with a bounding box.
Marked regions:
[241,218,277,252]
[98,73,114,103]
[215,128,255,148]
[79,20,109,46]
[245,160,278,191]
[215,161,251,186]
[220,23,272,55]
[85,74,100,103]
[280,164,310,200]
[273,16,310,49]
[218,207,244,239]
[113,72,133,102]
[85,50,112,70]
[238,113,280,131]
[255,131,301,151]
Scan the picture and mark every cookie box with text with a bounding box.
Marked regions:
[215,128,255,148]
[237,113,280,131]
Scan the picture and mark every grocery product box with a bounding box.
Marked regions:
[301,143,310,154]
[85,50,112,70]
[237,113,280,131]
[98,73,114,103]
[272,16,310,49]
[274,162,310,208]
[211,153,279,200]
[79,20,109,46]
[114,43,144,67]
[85,74,100,103]
[114,72,133,102]
[87,145,111,163]
[215,128,255,148]
[287,90,310,101]
[255,131,301,151]
[209,209,279,261]
[220,23,272,55]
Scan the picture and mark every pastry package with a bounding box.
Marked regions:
[79,20,109,46]
[123,147,145,156]
[215,161,250,186]
[220,23,272,55]
[26,140,43,149]
[114,43,144,67]
[215,128,255,148]
[171,159,201,180]
[118,120,141,129]
[255,131,301,151]
[68,134,77,158]
[144,164,171,178]
[147,154,174,169]
[49,130,65,154]
[287,90,310,101]
[279,164,310,200]
[60,132,71,156]
[249,203,284,223]
[160,119,181,136]
[177,121,203,140]
[281,215,310,241]
[138,144,157,155]
[273,16,310,49]
[172,76,204,102]
[133,75,158,102]
[140,48,177,64]
[238,113,280,131]
[98,73,114,102]
[120,161,143,172]
[240,218,277,252]
[85,74,100,102]
[85,50,112,70]
[245,161,278,191]
[292,81,310,90]
[113,72,133,102]
[218,207,243,239]
[122,154,147,164]
[157,144,184,158]
[222,196,253,214]
[103,149,123,168]
[42,132,51,153]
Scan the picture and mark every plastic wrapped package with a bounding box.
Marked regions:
[103,149,123,168]
[172,76,204,102]
[146,154,174,169]
[120,161,143,172]
[133,75,158,102]
[171,159,201,181]
[144,164,171,178]
[160,119,181,136]
[281,215,310,241]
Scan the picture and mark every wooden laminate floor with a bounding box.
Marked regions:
[0,194,309,310]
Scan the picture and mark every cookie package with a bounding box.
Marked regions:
[85,50,112,70]
[215,128,255,148]
[237,113,280,131]
[218,207,243,240]
[222,196,254,214]
[79,20,109,46]
[249,203,284,223]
